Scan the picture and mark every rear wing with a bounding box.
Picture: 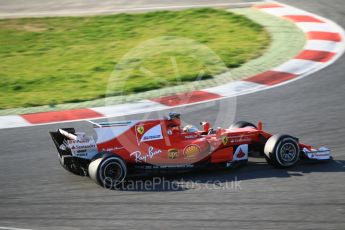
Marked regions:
[49,128,76,157]
[49,128,98,160]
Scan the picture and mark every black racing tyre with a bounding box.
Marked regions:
[264,134,300,168]
[263,154,277,167]
[230,121,257,129]
[88,154,127,189]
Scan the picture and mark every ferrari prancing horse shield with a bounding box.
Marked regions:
[222,136,228,145]
[137,126,145,135]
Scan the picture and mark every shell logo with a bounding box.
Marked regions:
[183,145,201,158]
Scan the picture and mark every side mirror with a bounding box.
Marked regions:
[200,122,210,133]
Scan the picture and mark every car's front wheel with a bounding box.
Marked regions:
[264,134,300,168]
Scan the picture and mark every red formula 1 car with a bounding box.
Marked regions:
[50,112,331,188]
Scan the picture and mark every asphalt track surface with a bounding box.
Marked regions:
[1,0,345,229]
[0,0,260,18]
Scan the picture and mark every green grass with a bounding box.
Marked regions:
[0,8,270,109]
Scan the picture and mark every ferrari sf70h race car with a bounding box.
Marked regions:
[50,112,331,188]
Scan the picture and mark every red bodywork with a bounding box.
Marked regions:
[93,118,311,167]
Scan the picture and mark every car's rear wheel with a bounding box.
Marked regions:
[229,121,257,129]
[88,154,127,189]
[264,134,300,168]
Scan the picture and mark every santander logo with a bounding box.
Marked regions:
[237,149,245,158]
[234,144,248,160]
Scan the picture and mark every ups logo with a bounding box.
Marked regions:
[168,149,178,159]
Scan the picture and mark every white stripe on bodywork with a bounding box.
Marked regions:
[304,40,342,53]
[91,100,169,117]
[203,81,265,97]
[95,120,139,144]
[139,124,163,143]
[272,59,323,75]
[0,115,31,129]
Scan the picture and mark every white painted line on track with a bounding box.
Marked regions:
[0,227,33,230]
[260,7,312,16]
[272,59,323,75]
[296,22,340,33]
[0,115,30,129]
[91,100,169,117]
[203,81,265,97]
[0,0,345,130]
[304,40,342,53]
